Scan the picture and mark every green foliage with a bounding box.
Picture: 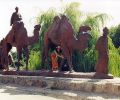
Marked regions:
[108,37,120,76]
[109,26,117,38]
[29,51,41,70]
[83,13,110,33]
[109,25,120,48]
[73,48,97,72]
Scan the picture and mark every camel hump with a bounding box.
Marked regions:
[47,16,61,39]
[60,15,74,34]
[50,17,60,33]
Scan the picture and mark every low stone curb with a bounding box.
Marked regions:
[0,75,120,96]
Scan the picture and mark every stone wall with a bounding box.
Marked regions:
[0,75,120,96]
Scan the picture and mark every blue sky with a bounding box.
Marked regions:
[0,0,120,41]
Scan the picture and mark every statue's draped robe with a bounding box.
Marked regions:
[95,35,108,74]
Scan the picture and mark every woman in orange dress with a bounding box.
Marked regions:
[51,46,64,71]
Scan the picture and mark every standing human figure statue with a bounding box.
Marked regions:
[10,7,22,26]
[95,27,109,74]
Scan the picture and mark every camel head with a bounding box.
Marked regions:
[77,26,92,52]
[34,24,41,31]
[78,25,91,34]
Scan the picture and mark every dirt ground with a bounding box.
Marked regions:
[0,83,63,100]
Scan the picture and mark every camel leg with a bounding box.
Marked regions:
[67,55,73,73]
[61,45,74,73]
[24,47,29,71]
[6,57,9,71]
[43,39,50,70]
[16,47,22,71]
[1,56,9,71]
[69,51,74,72]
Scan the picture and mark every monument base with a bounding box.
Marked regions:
[0,70,113,79]
[93,72,113,79]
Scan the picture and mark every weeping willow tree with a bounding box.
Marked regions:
[109,26,120,76]
[28,2,120,77]
[108,37,120,76]
[63,2,82,32]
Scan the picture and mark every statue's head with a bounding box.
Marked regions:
[15,6,19,12]
[103,27,109,36]
[79,25,91,34]
[0,39,4,47]
[55,46,62,53]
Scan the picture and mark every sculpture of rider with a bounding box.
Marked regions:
[10,7,22,26]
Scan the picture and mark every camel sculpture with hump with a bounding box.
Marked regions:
[42,15,91,72]
[5,21,41,70]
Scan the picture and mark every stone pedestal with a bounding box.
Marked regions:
[94,72,113,79]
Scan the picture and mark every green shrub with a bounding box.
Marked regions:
[29,51,41,70]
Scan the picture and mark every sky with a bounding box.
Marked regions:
[0,0,120,41]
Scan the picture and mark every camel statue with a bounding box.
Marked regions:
[42,15,91,72]
[5,21,41,71]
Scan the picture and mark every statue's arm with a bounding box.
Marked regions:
[55,51,64,59]
[19,14,22,20]
[10,13,14,26]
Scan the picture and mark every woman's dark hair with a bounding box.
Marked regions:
[55,46,62,54]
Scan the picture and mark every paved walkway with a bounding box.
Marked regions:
[0,83,63,100]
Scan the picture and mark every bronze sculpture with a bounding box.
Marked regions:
[5,22,41,71]
[42,15,91,72]
[95,27,109,74]
[10,7,22,26]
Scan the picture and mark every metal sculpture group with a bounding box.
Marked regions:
[0,7,111,78]
[42,15,91,72]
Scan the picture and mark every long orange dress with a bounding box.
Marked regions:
[51,51,58,71]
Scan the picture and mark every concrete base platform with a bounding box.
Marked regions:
[0,70,113,79]
[0,74,119,96]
